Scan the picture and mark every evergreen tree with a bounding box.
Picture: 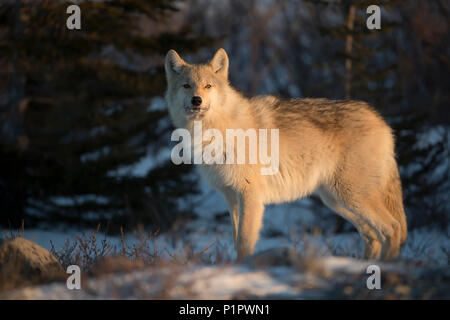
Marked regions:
[0,0,214,231]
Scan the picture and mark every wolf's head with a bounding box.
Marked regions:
[164,49,229,127]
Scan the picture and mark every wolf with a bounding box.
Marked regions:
[164,48,407,261]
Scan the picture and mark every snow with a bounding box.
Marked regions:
[2,187,448,299]
[5,250,438,300]
[2,264,307,299]
[5,174,450,266]
[2,208,448,266]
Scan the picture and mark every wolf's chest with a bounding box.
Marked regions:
[196,164,234,190]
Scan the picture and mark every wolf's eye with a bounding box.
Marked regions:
[205,84,212,89]
[183,84,191,89]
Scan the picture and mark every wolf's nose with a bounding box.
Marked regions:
[191,96,202,106]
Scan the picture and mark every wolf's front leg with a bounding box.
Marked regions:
[221,188,239,250]
[237,190,265,260]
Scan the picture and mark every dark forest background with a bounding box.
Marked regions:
[0,0,449,233]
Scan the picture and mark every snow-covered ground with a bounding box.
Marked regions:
[4,195,448,266]
[7,217,448,266]
[4,254,425,300]
[3,241,448,299]
[1,185,448,299]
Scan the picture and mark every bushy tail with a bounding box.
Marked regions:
[383,165,407,245]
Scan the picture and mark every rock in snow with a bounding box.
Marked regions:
[0,237,65,292]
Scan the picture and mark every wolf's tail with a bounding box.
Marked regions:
[383,164,408,246]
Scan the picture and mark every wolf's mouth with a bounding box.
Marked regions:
[184,105,210,114]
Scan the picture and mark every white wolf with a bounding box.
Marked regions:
[164,48,407,260]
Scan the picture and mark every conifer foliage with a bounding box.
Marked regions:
[0,0,213,230]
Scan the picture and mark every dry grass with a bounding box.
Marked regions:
[45,224,232,299]
[0,219,25,242]
[49,224,232,276]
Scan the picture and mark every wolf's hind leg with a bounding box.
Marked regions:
[366,198,402,260]
[383,166,407,246]
[236,190,265,260]
[318,189,381,260]
[221,188,239,250]
[332,188,402,261]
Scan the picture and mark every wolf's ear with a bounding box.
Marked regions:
[210,48,229,79]
[165,50,185,78]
